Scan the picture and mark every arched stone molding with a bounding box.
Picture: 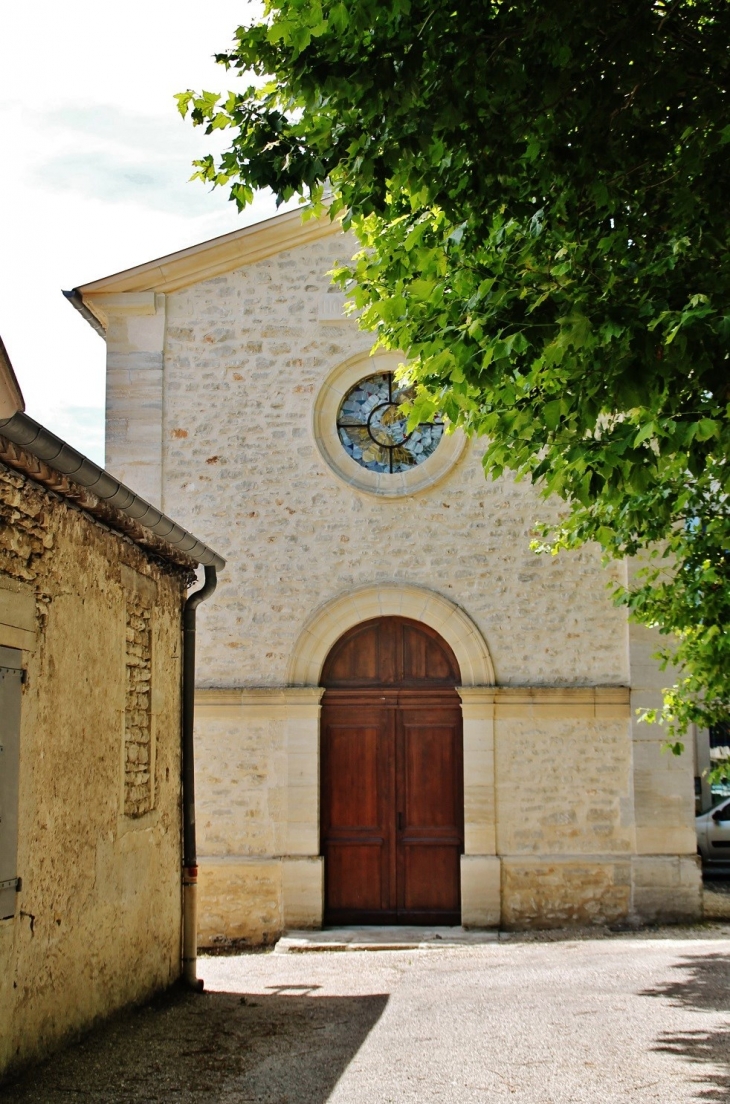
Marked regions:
[287,583,495,688]
[312,349,467,498]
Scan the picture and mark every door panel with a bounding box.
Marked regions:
[320,701,395,923]
[323,623,381,684]
[402,624,457,683]
[397,704,463,922]
[402,846,461,913]
[326,844,385,911]
[327,726,380,829]
[707,804,730,856]
[402,722,459,828]
[321,618,463,925]
[320,616,459,687]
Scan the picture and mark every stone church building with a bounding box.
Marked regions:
[67,209,701,941]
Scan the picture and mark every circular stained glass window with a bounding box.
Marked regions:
[337,373,444,474]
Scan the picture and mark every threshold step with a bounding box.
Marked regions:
[274,926,499,953]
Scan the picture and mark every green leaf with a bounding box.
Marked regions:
[543,400,562,431]
[695,419,719,441]
[633,422,655,446]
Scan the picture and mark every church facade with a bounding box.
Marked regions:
[68,209,701,941]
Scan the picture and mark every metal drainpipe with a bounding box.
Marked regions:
[182,565,218,989]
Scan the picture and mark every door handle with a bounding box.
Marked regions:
[398,812,404,831]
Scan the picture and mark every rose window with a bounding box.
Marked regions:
[337,373,444,474]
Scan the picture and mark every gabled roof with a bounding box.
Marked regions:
[0,337,224,570]
[67,208,341,332]
[0,336,25,419]
[0,408,225,571]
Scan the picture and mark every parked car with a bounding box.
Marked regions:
[697,800,730,865]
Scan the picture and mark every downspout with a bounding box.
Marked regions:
[182,565,218,989]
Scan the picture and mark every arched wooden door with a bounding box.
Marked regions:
[320,616,463,925]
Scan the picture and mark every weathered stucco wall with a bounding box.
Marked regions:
[0,462,187,1078]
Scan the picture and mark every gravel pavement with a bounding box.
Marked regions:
[5,933,730,1103]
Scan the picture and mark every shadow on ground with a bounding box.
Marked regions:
[641,952,730,1102]
[2,985,388,1103]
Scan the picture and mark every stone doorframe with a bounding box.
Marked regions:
[286,584,500,928]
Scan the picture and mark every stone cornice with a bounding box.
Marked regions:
[460,685,630,719]
[195,686,324,721]
[74,209,342,312]
[83,292,159,331]
[196,687,324,706]
[196,685,630,720]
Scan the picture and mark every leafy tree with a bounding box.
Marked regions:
[178,0,730,745]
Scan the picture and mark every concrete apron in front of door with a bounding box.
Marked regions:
[275,927,499,953]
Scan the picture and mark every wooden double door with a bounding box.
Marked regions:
[320,617,464,925]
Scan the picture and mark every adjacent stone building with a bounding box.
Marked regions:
[67,209,702,943]
[0,343,223,1078]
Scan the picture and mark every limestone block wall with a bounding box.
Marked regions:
[496,702,651,929]
[495,716,635,858]
[191,681,699,944]
[98,221,701,937]
[158,232,630,692]
[194,689,321,945]
[0,463,187,1079]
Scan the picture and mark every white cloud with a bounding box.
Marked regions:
[34,104,243,217]
[44,406,106,467]
[0,0,287,471]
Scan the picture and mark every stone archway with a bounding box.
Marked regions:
[283,585,500,931]
[287,583,495,687]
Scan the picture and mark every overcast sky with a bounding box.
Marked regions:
[0,2,284,464]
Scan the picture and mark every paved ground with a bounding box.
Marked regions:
[6,930,730,1103]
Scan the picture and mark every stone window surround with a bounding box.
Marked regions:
[196,583,632,931]
[312,351,468,498]
[0,581,36,654]
[123,592,154,817]
[120,565,158,823]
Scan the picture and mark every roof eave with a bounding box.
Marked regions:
[0,411,225,571]
[0,336,25,418]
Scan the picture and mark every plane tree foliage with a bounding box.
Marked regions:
[178,0,730,745]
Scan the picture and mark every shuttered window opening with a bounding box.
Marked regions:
[0,645,22,920]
